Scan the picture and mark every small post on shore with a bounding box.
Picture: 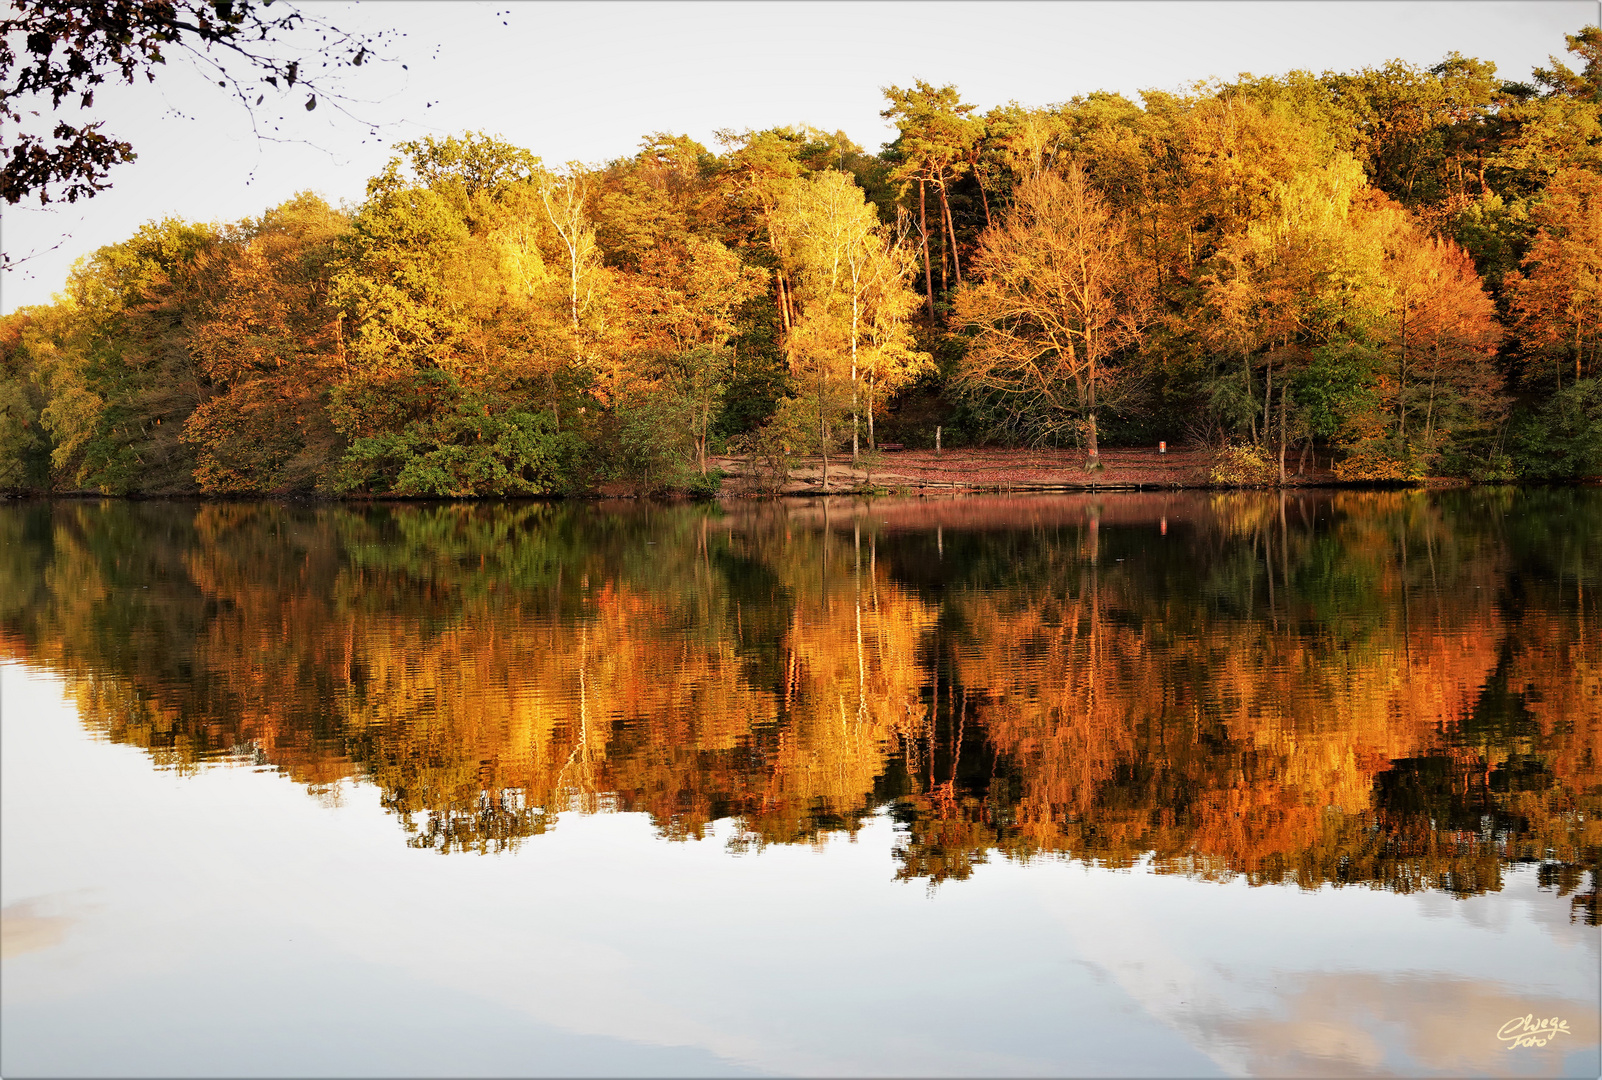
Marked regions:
[1159,440,1166,454]
[936,426,942,457]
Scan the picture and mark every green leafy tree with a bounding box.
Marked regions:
[328,370,577,496]
[0,309,53,489]
[38,217,218,493]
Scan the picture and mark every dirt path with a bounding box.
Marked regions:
[713,447,1339,494]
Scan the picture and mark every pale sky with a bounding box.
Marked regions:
[1,0,1596,313]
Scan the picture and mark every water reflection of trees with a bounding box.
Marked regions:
[1,491,1596,920]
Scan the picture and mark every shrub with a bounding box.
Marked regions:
[730,397,816,494]
[1510,379,1602,481]
[329,402,579,497]
[1209,442,1278,486]
[1334,445,1414,482]
[610,392,696,495]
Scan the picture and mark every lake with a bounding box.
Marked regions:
[1,489,1598,1077]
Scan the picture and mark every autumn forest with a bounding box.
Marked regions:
[1,26,1600,496]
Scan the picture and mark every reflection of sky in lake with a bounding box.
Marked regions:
[4,665,1596,1077]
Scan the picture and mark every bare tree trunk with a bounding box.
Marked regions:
[851,284,860,467]
[972,154,993,229]
[776,267,793,338]
[819,366,828,492]
[1085,357,1101,471]
[1278,382,1288,485]
[937,174,962,285]
[1424,377,1437,454]
[1397,310,1408,443]
[867,370,876,451]
[919,180,934,322]
[761,201,795,342]
[1244,354,1256,443]
[1263,359,1273,446]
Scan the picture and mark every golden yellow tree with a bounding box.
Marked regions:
[773,170,927,477]
[954,163,1149,466]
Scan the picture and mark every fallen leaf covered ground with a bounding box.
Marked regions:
[713,446,1340,494]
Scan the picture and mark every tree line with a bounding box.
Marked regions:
[2,25,1599,495]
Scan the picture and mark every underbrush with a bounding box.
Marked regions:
[1209,443,1279,486]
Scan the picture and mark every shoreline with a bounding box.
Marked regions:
[9,448,1598,502]
[700,446,1478,497]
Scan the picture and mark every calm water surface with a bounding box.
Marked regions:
[1,489,1598,1077]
